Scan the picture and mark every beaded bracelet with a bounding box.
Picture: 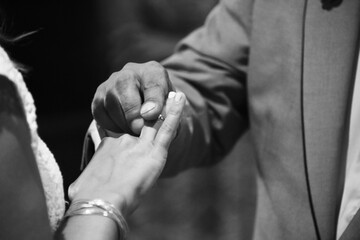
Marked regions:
[64,199,129,240]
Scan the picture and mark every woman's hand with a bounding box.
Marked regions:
[68,91,186,215]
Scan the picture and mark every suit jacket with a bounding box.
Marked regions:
[160,0,360,239]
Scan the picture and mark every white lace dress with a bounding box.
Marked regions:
[0,46,65,230]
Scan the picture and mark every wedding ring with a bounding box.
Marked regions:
[157,114,165,121]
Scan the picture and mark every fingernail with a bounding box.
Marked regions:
[168,91,176,99]
[141,102,156,115]
[175,93,182,102]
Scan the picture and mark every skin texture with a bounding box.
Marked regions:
[0,70,186,240]
[60,92,186,240]
[69,91,186,215]
[92,61,174,135]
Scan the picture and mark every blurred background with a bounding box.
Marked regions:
[0,0,256,239]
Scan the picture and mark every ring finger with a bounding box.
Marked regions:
[139,91,177,141]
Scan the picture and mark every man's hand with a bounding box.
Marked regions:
[92,61,174,135]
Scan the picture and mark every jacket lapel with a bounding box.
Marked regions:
[302,1,360,239]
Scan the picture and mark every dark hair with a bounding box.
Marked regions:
[0,29,37,72]
[0,31,16,47]
[0,30,36,47]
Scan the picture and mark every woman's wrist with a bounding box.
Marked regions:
[62,198,129,240]
[68,184,130,215]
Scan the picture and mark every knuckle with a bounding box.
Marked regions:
[120,133,131,140]
[123,62,137,69]
[119,69,137,81]
[101,136,112,144]
[142,76,168,97]
[109,69,137,84]
[95,82,106,93]
[161,122,175,134]
[152,63,167,77]
[108,71,123,84]
[146,60,161,68]
[168,107,181,117]
[119,134,136,145]
[145,61,167,78]
[108,71,119,80]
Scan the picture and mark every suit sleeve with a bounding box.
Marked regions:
[161,0,254,176]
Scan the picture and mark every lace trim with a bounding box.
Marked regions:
[0,46,65,230]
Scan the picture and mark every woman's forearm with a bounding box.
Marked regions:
[56,216,118,240]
